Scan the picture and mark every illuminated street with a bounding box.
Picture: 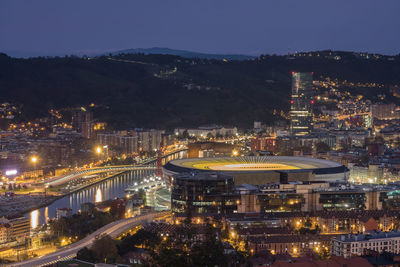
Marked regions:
[7,211,170,267]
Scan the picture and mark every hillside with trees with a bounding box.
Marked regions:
[0,51,399,129]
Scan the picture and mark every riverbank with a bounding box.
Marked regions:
[18,171,128,217]
[0,194,58,218]
[51,171,126,196]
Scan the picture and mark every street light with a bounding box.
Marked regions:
[96,146,102,155]
[31,156,38,164]
[31,156,38,175]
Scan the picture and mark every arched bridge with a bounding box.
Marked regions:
[44,148,187,187]
[46,165,157,187]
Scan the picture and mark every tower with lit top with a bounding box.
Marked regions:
[290,72,314,136]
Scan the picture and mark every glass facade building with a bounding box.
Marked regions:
[319,192,366,211]
[290,72,314,136]
[171,172,239,216]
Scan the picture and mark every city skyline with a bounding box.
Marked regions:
[2,1,400,265]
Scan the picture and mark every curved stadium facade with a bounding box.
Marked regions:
[163,156,349,185]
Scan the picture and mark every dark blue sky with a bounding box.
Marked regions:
[1,0,399,56]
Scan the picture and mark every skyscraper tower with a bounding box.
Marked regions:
[72,108,94,139]
[290,72,314,136]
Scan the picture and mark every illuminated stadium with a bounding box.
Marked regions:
[163,156,349,184]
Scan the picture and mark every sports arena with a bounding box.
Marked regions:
[163,156,349,184]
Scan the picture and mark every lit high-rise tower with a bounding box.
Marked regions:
[290,72,314,136]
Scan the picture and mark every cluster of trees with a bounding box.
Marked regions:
[151,222,246,267]
[77,224,244,266]
[74,218,334,266]
[298,218,321,235]
[151,229,233,267]
[1,184,29,191]
[102,155,139,166]
[50,210,114,239]
[76,235,119,263]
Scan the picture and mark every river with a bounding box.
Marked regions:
[26,168,155,227]
[26,149,187,228]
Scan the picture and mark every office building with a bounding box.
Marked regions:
[174,125,238,138]
[9,217,30,241]
[171,172,239,216]
[137,129,163,152]
[290,72,314,136]
[119,136,138,154]
[0,224,9,244]
[72,109,94,139]
[97,132,138,155]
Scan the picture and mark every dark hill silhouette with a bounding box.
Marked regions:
[0,51,399,129]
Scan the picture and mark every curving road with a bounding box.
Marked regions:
[7,211,170,267]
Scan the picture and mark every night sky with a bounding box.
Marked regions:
[1,0,399,56]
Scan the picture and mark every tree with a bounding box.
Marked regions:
[234,223,242,232]
[183,203,193,225]
[190,237,227,266]
[76,247,96,263]
[182,130,189,139]
[304,217,312,229]
[189,224,227,267]
[151,246,189,267]
[91,235,119,263]
[315,142,330,153]
[130,229,161,250]
[50,217,68,237]
[318,247,330,260]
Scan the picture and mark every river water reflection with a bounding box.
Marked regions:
[26,168,155,226]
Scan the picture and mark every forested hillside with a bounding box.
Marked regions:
[0,51,399,129]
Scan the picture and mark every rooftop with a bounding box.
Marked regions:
[165,156,345,174]
[270,256,373,267]
[334,231,400,243]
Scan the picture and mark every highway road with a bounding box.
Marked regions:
[7,211,170,267]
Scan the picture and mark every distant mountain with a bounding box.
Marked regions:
[1,47,257,60]
[0,50,64,58]
[107,47,257,60]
